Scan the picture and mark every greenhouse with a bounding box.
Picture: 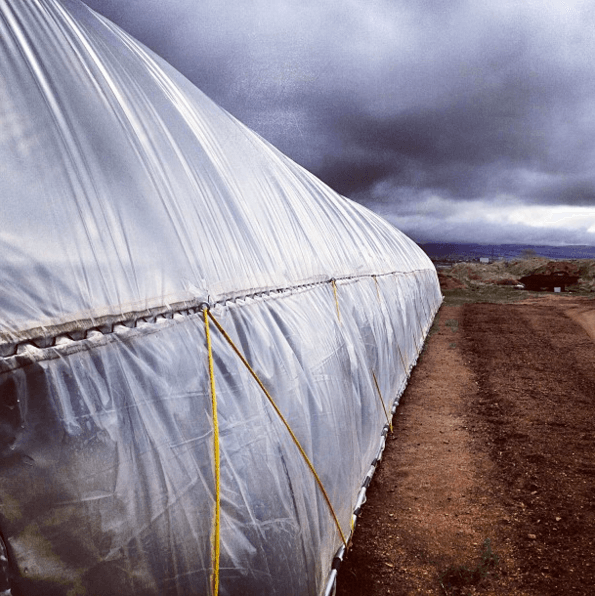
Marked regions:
[0,0,441,594]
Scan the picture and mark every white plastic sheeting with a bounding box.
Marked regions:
[0,0,442,594]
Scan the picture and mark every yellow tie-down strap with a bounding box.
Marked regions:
[372,370,392,433]
[203,309,221,596]
[331,279,342,323]
[205,308,348,556]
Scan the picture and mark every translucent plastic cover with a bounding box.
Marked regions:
[0,0,442,594]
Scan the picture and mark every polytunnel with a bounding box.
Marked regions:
[0,0,442,594]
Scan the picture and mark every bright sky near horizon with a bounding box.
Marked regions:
[85,0,595,246]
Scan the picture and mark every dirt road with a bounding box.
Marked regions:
[336,294,595,596]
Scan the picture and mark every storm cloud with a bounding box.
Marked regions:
[85,0,595,245]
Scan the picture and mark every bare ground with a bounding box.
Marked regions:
[336,292,595,596]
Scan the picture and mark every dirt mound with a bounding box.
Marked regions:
[519,261,581,291]
[438,272,466,290]
[532,260,580,276]
[484,278,519,286]
[442,258,595,293]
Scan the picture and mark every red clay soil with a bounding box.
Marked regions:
[437,273,466,290]
[336,294,595,596]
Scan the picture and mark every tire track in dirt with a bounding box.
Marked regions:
[337,305,524,596]
[461,300,595,596]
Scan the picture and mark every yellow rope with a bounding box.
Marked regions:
[396,342,409,377]
[204,309,221,596]
[372,371,392,433]
[373,275,381,302]
[331,279,341,323]
[207,310,348,548]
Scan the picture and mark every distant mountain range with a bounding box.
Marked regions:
[419,243,595,262]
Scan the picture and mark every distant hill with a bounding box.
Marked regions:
[420,243,595,262]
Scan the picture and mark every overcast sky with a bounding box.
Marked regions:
[84,0,595,246]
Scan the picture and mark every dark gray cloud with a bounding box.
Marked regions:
[84,0,595,245]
